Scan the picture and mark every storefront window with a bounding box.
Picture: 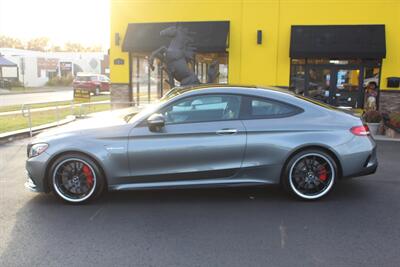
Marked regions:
[131,52,228,104]
[308,68,331,103]
[336,69,359,91]
[195,53,228,84]
[306,59,330,65]
[290,58,382,109]
[363,67,380,88]
[290,64,305,94]
[291,59,305,65]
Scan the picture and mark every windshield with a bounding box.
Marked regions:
[76,76,96,81]
[160,88,193,102]
[125,103,162,123]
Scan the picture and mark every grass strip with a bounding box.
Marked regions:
[0,103,112,134]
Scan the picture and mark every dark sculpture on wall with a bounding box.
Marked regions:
[148,25,219,88]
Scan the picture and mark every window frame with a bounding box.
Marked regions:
[137,92,303,127]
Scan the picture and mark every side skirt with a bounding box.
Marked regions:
[108,178,272,191]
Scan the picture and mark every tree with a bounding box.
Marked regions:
[64,42,85,52]
[26,37,49,51]
[0,35,24,49]
[50,45,63,52]
[0,35,103,52]
[86,45,103,52]
[63,42,103,52]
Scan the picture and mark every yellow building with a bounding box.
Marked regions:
[110,0,400,110]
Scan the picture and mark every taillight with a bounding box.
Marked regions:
[350,125,370,136]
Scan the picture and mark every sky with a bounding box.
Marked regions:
[0,0,110,49]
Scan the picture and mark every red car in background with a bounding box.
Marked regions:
[73,74,111,95]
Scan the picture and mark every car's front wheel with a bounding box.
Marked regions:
[282,149,337,200]
[49,153,105,204]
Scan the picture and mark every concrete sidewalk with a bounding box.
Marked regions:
[0,86,71,95]
[0,100,110,116]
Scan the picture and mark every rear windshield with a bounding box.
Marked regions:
[296,95,359,116]
[296,95,338,110]
[76,76,96,81]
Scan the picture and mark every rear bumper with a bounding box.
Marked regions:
[342,143,378,179]
[343,160,378,179]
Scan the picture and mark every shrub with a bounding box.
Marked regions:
[363,110,382,123]
[388,112,400,130]
[46,74,73,86]
[9,79,23,87]
[46,76,60,86]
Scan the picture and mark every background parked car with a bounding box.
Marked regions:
[73,73,111,95]
[363,74,379,88]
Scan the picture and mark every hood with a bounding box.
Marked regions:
[33,109,135,142]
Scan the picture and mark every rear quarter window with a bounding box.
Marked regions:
[241,96,302,119]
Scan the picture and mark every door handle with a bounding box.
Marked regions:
[216,129,238,135]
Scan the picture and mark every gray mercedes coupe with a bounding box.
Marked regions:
[25,85,377,203]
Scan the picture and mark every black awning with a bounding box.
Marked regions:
[122,21,229,53]
[290,25,386,59]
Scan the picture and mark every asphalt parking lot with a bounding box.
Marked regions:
[0,139,399,267]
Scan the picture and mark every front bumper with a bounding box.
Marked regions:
[24,174,39,192]
[25,151,51,193]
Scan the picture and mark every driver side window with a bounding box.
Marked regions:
[161,94,241,124]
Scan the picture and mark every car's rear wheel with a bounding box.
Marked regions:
[282,149,337,200]
[49,154,105,204]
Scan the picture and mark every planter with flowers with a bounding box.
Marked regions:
[363,110,382,136]
[383,112,400,138]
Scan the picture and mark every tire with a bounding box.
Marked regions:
[282,149,337,200]
[49,153,105,204]
[94,87,100,96]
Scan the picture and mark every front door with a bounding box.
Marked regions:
[305,66,362,108]
[332,68,362,108]
[305,67,332,104]
[127,94,246,183]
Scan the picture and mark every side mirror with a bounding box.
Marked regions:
[147,113,165,132]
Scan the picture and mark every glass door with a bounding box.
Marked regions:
[332,68,362,108]
[305,66,332,104]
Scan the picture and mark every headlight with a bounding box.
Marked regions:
[28,143,49,158]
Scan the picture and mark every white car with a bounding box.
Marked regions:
[363,74,379,88]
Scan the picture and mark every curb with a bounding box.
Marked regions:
[0,115,76,144]
[373,135,400,142]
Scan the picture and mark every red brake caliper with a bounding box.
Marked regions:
[82,165,94,187]
[318,166,327,181]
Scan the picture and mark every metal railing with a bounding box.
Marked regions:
[2,100,140,137]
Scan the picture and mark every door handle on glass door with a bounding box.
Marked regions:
[216,129,238,135]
